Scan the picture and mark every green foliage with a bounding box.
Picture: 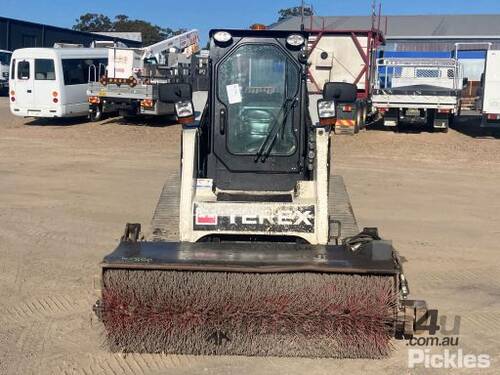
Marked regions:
[278,6,314,21]
[73,13,113,32]
[73,13,186,46]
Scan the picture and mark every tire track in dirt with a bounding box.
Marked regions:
[462,311,500,332]
[11,319,56,375]
[55,353,196,375]
[412,267,500,290]
[0,295,88,324]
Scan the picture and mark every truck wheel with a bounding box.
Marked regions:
[90,105,103,122]
[426,110,436,131]
[354,102,363,134]
[447,114,455,130]
[362,103,368,127]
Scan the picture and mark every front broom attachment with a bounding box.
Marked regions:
[94,228,427,358]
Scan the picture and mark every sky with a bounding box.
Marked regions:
[3,0,500,43]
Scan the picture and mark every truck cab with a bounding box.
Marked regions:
[0,50,12,93]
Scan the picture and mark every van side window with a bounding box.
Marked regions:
[18,61,30,80]
[62,59,85,85]
[62,59,88,86]
[62,58,108,85]
[11,59,16,80]
[35,59,56,80]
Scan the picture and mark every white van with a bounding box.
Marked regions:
[9,48,107,118]
[480,50,500,128]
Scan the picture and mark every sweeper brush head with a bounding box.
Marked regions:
[101,269,398,358]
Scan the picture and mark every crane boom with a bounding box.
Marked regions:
[142,29,200,60]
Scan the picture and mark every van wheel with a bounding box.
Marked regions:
[90,106,103,122]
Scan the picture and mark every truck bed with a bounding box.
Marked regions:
[372,85,459,109]
[374,84,460,97]
[87,82,156,100]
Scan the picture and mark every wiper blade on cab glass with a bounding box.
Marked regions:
[254,97,297,163]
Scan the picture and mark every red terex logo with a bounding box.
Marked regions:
[195,214,218,226]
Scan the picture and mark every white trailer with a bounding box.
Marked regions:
[9,47,107,118]
[372,58,464,132]
[479,50,500,129]
[0,50,12,92]
[306,30,383,135]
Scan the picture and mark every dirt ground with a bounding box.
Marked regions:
[0,95,499,374]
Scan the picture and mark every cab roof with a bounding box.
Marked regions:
[209,29,308,39]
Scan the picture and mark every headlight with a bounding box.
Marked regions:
[286,34,305,47]
[175,100,194,118]
[213,31,232,44]
[317,100,336,119]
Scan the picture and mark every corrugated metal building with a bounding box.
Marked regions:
[0,16,142,51]
[270,14,500,81]
[93,32,143,43]
[270,14,500,50]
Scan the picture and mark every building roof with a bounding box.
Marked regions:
[269,14,500,39]
[0,16,142,49]
[93,32,143,43]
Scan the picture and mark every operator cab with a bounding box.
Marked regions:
[198,29,311,192]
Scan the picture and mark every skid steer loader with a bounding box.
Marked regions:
[93,29,427,358]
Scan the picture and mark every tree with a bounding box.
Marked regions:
[73,13,113,32]
[73,13,186,46]
[113,16,167,45]
[278,6,314,21]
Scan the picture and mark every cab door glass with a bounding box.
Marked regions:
[217,44,300,156]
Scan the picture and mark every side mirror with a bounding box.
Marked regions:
[323,82,357,103]
[462,78,469,87]
[158,82,192,103]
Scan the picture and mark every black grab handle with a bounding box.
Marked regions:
[220,108,226,135]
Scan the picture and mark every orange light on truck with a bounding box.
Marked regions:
[319,118,337,126]
[88,96,101,104]
[52,91,59,97]
[251,24,267,30]
[141,99,154,108]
